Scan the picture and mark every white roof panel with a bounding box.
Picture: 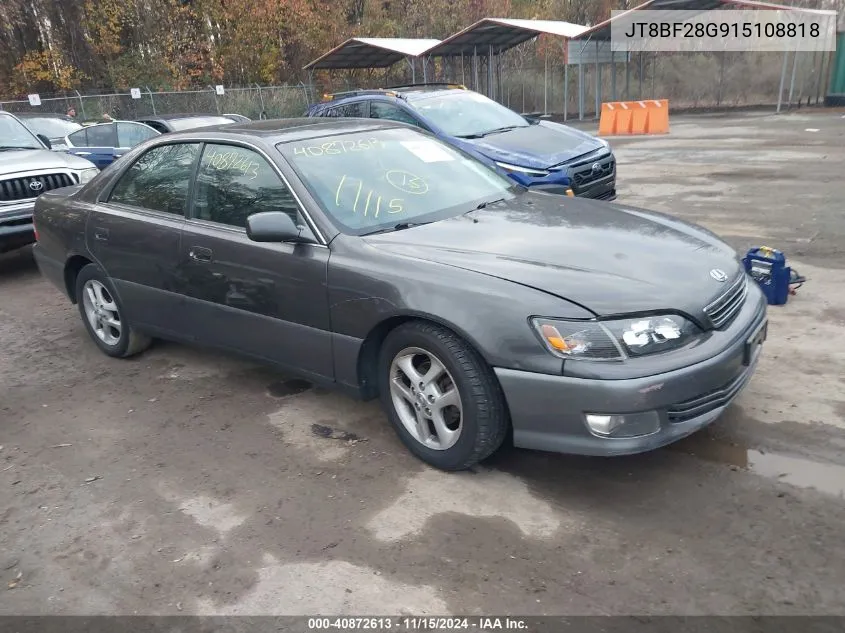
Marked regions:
[355,38,442,56]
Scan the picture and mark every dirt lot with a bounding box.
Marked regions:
[1,110,844,617]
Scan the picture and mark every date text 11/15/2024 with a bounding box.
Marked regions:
[307,617,529,631]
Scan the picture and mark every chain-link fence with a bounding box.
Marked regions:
[0,85,312,121]
[309,46,830,120]
[2,49,831,124]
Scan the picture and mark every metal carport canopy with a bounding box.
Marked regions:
[423,18,589,57]
[303,38,441,70]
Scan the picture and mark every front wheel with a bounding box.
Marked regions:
[378,321,509,471]
[76,264,151,358]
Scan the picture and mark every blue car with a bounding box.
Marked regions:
[305,84,616,200]
[63,120,160,169]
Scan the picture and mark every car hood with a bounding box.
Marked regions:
[461,121,606,170]
[363,193,742,319]
[0,148,96,174]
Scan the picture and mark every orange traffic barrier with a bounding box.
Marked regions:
[598,99,669,136]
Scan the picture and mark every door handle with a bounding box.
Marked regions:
[94,227,109,241]
[76,151,92,156]
[188,246,213,262]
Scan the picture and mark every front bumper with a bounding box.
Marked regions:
[573,174,616,201]
[496,299,767,456]
[0,203,35,253]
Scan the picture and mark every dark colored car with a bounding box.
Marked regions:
[306,84,614,199]
[32,118,766,471]
[15,113,83,151]
[135,113,241,133]
[64,120,160,168]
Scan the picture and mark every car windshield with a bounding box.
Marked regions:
[278,127,517,236]
[21,116,82,138]
[0,113,45,150]
[168,116,236,131]
[409,91,530,138]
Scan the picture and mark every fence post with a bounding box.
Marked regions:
[74,90,87,119]
[146,87,157,115]
[299,82,310,110]
[207,86,221,114]
[255,83,266,119]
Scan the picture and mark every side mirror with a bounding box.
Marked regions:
[246,211,313,244]
[37,134,52,149]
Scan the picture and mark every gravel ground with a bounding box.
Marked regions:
[1,110,844,617]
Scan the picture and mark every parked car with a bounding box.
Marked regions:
[32,118,766,471]
[0,111,98,254]
[222,113,252,123]
[64,120,160,168]
[15,113,83,151]
[135,113,240,133]
[306,84,615,200]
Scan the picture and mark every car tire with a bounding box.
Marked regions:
[378,320,509,471]
[75,263,151,358]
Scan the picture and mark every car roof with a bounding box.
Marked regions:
[137,113,230,121]
[321,86,466,107]
[393,87,466,101]
[158,117,410,144]
[77,120,151,126]
[14,112,75,120]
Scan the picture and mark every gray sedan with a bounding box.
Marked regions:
[31,118,767,471]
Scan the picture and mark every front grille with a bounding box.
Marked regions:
[704,274,748,329]
[589,188,617,201]
[667,368,752,423]
[0,173,76,203]
[571,158,615,189]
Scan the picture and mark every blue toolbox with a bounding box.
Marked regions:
[742,246,806,305]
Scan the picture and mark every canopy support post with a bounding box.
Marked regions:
[777,49,789,113]
[564,62,569,121]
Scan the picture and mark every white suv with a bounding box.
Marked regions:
[0,111,99,253]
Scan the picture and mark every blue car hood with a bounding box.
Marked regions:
[460,120,605,170]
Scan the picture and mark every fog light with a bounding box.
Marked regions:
[585,412,661,438]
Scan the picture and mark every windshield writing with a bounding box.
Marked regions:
[279,129,514,235]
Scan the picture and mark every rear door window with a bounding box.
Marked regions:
[370,102,424,128]
[85,124,115,147]
[117,122,158,148]
[67,128,88,147]
[108,143,200,214]
[326,101,368,118]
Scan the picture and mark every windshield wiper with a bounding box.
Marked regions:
[457,125,525,139]
[360,221,433,236]
[466,198,505,214]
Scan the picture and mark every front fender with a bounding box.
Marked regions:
[327,237,591,387]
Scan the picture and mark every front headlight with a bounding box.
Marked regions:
[494,161,549,176]
[532,314,701,361]
[75,168,99,184]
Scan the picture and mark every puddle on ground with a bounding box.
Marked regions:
[267,378,312,398]
[672,435,845,498]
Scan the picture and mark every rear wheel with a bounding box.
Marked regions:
[379,321,509,470]
[76,264,151,358]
